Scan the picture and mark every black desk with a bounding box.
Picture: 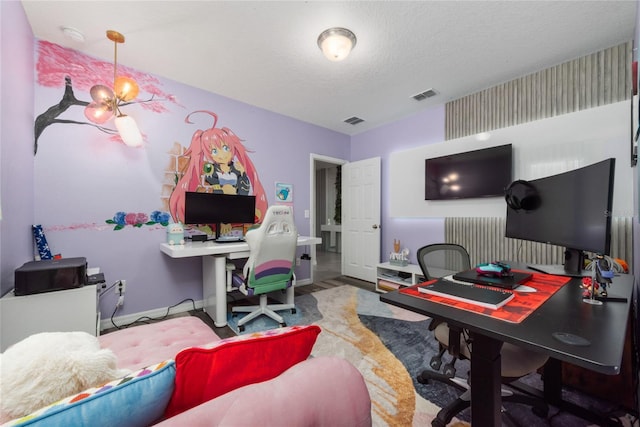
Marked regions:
[380,270,634,427]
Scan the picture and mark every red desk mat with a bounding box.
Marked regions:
[399,272,571,324]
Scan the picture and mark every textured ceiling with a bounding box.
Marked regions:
[21,1,637,136]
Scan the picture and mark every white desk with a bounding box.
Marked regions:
[160,236,321,327]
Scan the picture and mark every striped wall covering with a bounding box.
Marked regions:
[445,217,633,273]
[445,41,633,140]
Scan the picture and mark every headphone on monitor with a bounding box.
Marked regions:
[504,180,540,211]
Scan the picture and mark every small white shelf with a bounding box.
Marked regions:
[375,262,425,293]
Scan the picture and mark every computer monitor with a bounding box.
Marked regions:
[504,158,615,276]
[184,192,256,240]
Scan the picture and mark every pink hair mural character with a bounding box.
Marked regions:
[169,111,267,227]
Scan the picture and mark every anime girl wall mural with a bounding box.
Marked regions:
[169,111,267,227]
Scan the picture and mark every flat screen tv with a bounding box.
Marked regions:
[184,192,256,240]
[425,144,512,200]
[504,158,615,276]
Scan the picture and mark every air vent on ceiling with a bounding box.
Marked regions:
[412,88,438,101]
[344,116,365,125]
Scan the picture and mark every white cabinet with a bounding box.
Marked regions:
[376,262,425,292]
[0,285,98,352]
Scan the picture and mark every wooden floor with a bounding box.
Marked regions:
[313,249,342,282]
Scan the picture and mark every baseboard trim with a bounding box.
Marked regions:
[100,299,204,332]
[100,278,314,332]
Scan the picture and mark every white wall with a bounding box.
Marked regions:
[390,101,633,219]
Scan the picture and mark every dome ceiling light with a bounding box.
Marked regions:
[317,27,357,62]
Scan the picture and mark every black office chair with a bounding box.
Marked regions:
[416,243,549,427]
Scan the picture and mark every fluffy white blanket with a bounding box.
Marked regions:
[0,331,129,422]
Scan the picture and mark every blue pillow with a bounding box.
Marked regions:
[5,360,175,427]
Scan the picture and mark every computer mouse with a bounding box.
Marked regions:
[476,261,512,277]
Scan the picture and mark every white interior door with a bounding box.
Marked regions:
[342,157,381,282]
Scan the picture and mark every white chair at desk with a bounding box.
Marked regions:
[230,205,298,332]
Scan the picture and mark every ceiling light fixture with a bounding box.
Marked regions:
[84,30,143,147]
[317,27,357,62]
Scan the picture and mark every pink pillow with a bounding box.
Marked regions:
[164,325,321,418]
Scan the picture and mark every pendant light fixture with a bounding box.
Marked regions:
[84,30,143,147]
[317,27,357,62]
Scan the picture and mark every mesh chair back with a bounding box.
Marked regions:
[417,244,471,279]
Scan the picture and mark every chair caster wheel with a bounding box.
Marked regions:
[443,363,456,378]
[238,325,245,332]
[417,371,431,385]
[429,356,442,371]
[291,308,297,314]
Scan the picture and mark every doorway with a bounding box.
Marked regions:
[310,154,346,282]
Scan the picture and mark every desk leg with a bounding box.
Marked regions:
[543,358,562,403]
[470,333,502,427]
[203,255,228,327]
[543,358,619,427]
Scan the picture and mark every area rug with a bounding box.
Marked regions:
[225,284,634,427]
[227,284,467,426]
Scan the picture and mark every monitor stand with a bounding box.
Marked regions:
[212,223,243,243]
[527,248,589,277]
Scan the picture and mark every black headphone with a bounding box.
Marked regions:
[504,180,540,211]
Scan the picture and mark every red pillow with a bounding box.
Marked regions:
[164,324,321,418]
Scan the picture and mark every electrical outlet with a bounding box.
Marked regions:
[116,280,126,295]
[296,258,301,266]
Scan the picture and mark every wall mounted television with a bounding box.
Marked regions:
[184,192,256,240]
[425,144,512,200]
[504,158,615,276]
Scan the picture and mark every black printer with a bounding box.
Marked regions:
[14,257,87,296]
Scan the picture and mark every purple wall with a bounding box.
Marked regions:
[0,2,35,296]
[350,106,447,264]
